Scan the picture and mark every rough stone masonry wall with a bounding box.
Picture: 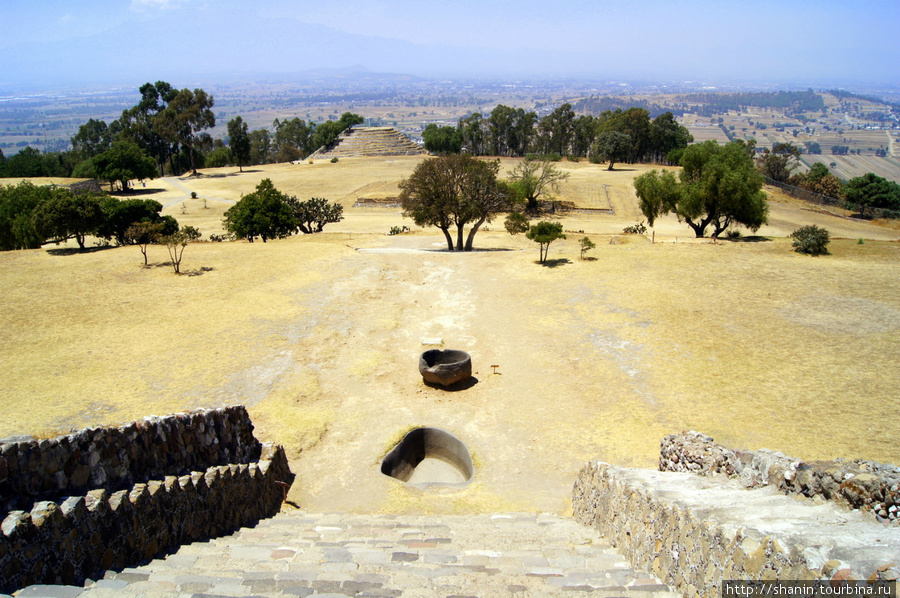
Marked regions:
[0,408,292,593]
[572,461,900,598]
[0,405,260,513]
[659,431,900,524]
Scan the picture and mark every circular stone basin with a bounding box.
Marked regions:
[419,349,472,387]
[380,428,474,488]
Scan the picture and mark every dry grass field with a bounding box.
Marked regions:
[2,157,899,515]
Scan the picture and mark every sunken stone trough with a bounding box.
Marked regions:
[419,349,472,387]
[381,428,474,488]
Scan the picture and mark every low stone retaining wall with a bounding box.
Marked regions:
[0,405,260,513]
[573,461,900,598]
[0,408,292,593]
[659,431,900,524]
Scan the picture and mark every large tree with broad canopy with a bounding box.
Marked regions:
[399,154,512,251]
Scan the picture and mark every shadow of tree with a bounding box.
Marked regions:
[46,246,115,256]
[183,267,214,277]
[113,188,163,197]
[727,236,772,243]
[539,258,572,268]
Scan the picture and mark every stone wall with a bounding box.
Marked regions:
[0,406,260,513]
[0,408,292,593]
[659,431,900,524]
[572,461,900,598]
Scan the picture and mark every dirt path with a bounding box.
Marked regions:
[3,160,899,517]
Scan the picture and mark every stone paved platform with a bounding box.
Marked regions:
[13,512,678,598]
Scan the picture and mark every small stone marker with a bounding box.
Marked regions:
[422,338,443,346]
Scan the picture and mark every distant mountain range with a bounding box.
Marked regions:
[3,5,567,89]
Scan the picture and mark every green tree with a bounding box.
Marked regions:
[633,169,681,227]
[116,81,178,176]
[508,158,569,212]
[273,117,311,161]
[844,173,900,216]
[125,221,165,266]
[804,162,830,182]
[227,116,252,172]
[596,107,652,164]
[399,154,511,251]
[308,112,364,154]
[634,140,768,238]
[504,212,530,235]
[457,113,487,155]
[571,115,598,158]
[791,225,830,255]
[591,131,631,170]
[3,147,68,178]
[422,124,462,154]
[757,142,801,182]
[205,147,232,168]
[536,103,576,156]
[223,178,298,242]
[290,197,344,234]
[155,88,216,175]
[649,112,693,163]
[249,129,272,165]
[0,181,51,250]
[97,197,173,245]
[487,105,537,157]
[579,236,596,259]
[161,225,201,274]
[93,140,158,191]
[804,141,822,154]
[71,118,113,161]
[526,221,566,263]
[31,191,105,249]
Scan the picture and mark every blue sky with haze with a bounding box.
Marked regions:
[1,0,897,86]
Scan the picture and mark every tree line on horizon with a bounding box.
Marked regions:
[422,103,694,168]
[0,80,897,248]
[0,80,365,189]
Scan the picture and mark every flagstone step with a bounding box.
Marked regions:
[15,512,678,598]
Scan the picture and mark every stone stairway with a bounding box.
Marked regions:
[15,512,678,598]
[308,127,425,159]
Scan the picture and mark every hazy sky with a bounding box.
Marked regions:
[2,0,898,85]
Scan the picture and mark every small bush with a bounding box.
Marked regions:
[791,225,830,255]
[190,191,198,199]
[623,221,647,235]
[389,225,410,235]
[504,212,530,236]
[330,157,339,163]
[726,230,742,240]
[579,236,596,259]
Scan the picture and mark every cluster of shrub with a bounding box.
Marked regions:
[0,181,180,252]
[222,179,344,243]
[0,180,207,272]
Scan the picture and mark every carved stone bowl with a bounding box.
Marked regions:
[418,349,472,387]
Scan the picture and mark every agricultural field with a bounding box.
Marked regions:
[2,157,899,514]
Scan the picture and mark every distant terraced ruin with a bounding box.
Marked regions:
[307,126,425,160]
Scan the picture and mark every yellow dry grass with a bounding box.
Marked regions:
[2,158,899,515]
